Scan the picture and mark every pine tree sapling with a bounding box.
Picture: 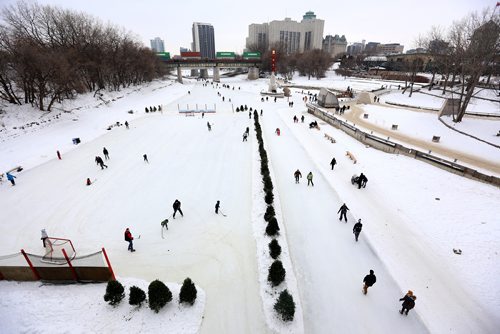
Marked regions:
[129,285,146,307]
[264,205,276,222]
[148,279,173,313]
[264,190,274,205]
[179,277,198,305]
[274,289,295,321]
[266,217,280,236]
[268,260,286,286]
[103,280,125,306]
[269,239,282,259]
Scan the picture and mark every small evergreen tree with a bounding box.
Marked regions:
[269,239,282,259]
[103,280,125,306]
[274,289,295,321]
[268,260,286,286]
[236,107,240,112]
[148,279,172,313]
[265,190,274,205]
[129,285,146,307]
[266,217,280,236]
[179,277,197,305]
[264,205,276,222]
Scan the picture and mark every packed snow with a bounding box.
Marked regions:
[1,73,499,333]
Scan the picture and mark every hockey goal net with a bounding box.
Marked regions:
[42,237,76,264]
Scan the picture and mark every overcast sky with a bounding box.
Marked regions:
[0,0,495,54]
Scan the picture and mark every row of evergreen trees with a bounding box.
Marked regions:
[103,278,197,312]
[253,111,296,322]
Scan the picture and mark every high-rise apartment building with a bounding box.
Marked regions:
[246,11,324,54]
[150,37,165,53]
[192,22,215,59]
[323,34,348,59]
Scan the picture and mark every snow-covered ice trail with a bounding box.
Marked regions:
[260,106,428,333]
[0,84,269,333]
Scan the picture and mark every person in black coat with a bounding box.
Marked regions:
[399,293,417,315]
[215,200,220,214]
[353,219,363,242]
[330,157,337,170]
[103,147,109,160]
[360,173,368,188]
[338,203,349,222]
[357,173,366,189]
[363,270,377,294]
[95,156,108,169]
[173,199,183,218]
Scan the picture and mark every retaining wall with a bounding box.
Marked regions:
[307,103,500,187]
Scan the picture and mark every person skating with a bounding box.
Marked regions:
[330,157,337,170]
[215,200,220,214]
[399,291,417,315]
[242,132,248,142]
[363,270,377,295]
[294,169,302,184]
[245,127,249,135]
[41,229,48,248]
[301,115,305,123]
[6,172,16,186]
[353,219,363,242]
[173,199,183,218]
[338,203,349,222]
[360,173,368,188]
[207,121,212,131]
[95,156,108,169]
[124,228,135,252]
[125,121,129,129]
[57,150,61,160]
[103,147,109,160]
[143,154,149,163]
[307,172,314,186]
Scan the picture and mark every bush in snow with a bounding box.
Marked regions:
[268,260,286,286]
[263,176,273,192]
[264,190,274,205]
[266,217,280,236]
[179,277,197,305]
[264,205,276,222]
[236,107,240,112]
[274,289,295,321]
[148,279,172,313]
[103,280,125,306]
[269,239,282,259]
[129,285,146,307]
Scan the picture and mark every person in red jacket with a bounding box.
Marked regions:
[124,228,135,252]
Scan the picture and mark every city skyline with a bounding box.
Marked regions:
[0,0,494,55]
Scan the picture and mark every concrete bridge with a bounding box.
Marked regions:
[161,59,261,83]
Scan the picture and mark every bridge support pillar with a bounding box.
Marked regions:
[177,67,183,84]
[248,67,259,80]
[200,69,208,79]
[213,66,220,82]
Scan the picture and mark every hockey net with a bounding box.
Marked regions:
[42,237,76,265]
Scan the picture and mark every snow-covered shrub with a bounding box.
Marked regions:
[268,260,286,286]
[274,289,295,321]
[266,217,280,236]
[148,279,172,313]
[129,285,146,307]
[269,239,282,259]
[179,277,197,305]
[103,280,125,306]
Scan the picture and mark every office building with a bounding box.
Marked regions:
[246,11,324,54]
[150,37,165,53]
[192,22,216,59]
